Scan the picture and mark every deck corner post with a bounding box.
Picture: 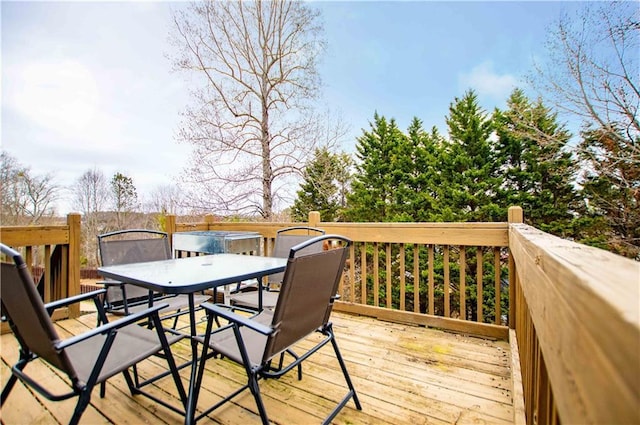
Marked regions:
[507,206,523,330]
[308,211,321,228]
[166,214,176,249]
[204,214,215,229]
[67,213,82,318]
[508,206,524,224]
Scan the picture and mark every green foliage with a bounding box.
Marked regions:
[441,90,501,222]
[111,172,137,211]
[155,209,167,232]
[493,88,580,237]
[345,113,405,222]
[111,172,138,228]
[343,89,591,323]
[291,147,351,222]
[345,113,449,222]
[578,127,640,258]
[391,119,443,222]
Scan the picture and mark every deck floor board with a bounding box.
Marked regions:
[1,309,514,424]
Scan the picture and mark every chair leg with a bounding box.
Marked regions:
[1,374,18,405]
[2,356,29,405]
[69,391,91,425]
[248,374,269,425]
[132,364,140,387]
[330,331,362,411]
[122,369,141,396]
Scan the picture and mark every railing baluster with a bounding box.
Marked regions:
[444,245,450,317]
[360,242,367,305]
[476,247,483,322]
[428,244,434,315]
[414,244,420,314]
[349,243,356,302]
[460,247,466,320]
[44,244,52,303]
[373,242,379,307]
[399,244,405,311]
[494,247,501,325]
[386,243,392,309]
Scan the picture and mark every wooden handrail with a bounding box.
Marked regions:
[0,213,82,330]
[168,212,514,339]
[509,222,640,424]
[2,209,639,423]
[167,208,640,423]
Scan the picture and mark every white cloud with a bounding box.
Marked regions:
[8,60,100,136]
[458,61,518,101]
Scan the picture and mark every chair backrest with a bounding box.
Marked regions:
[98,229,171,266]
[98,229,171,301]
[268,227,326,284]
[263,235,350,362]
[1,244,77,379]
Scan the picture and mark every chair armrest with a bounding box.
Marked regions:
[100,280,124,288]
[201,302,274,336]
[56,303,175,350]
[44,289,107,315]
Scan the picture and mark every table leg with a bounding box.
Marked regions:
[185,294,198,424]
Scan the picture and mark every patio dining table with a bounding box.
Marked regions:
[98,253,287,424]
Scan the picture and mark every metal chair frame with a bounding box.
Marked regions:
[0,243,187,425]
[190,234,362,424]
[97,229,209,327]
[226,226,326,310]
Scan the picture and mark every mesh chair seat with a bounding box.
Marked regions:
[65,324,184,384]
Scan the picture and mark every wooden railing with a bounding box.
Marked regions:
[167,211,513,340]
[168,208,640,424]
[2,209,638,424]
[0,213,82,323]
[509,209,640,424]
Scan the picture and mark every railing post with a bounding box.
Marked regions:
[205,215,215,230]
[166,214,176,250]
[67,213,81,318]
[508,206,523,329]
[308,211,321,228]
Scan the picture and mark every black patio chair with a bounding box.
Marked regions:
[226,226,325,310]
[0,243,188,425]
[190,234,362,424]
[98,229,210,326]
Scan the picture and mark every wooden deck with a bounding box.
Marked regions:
[0,308,514,424]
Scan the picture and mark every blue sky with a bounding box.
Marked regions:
[1,1,586,214]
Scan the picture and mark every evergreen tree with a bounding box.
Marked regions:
[345,113,406,222]
[393,119,444,222]
[578,126,639,258]
[111,172,138,228]
[441,90,500,221]
[494,89,579,237]
[291,147,351,222]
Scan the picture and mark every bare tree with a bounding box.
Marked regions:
[530,1,639,166]
[1,152,59,225]
[171,0,330,219]
[21,172,58,222]
[72,167,110,266]
[1,152,27,224]
[145,184,185,215]
[529,1,639,257]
